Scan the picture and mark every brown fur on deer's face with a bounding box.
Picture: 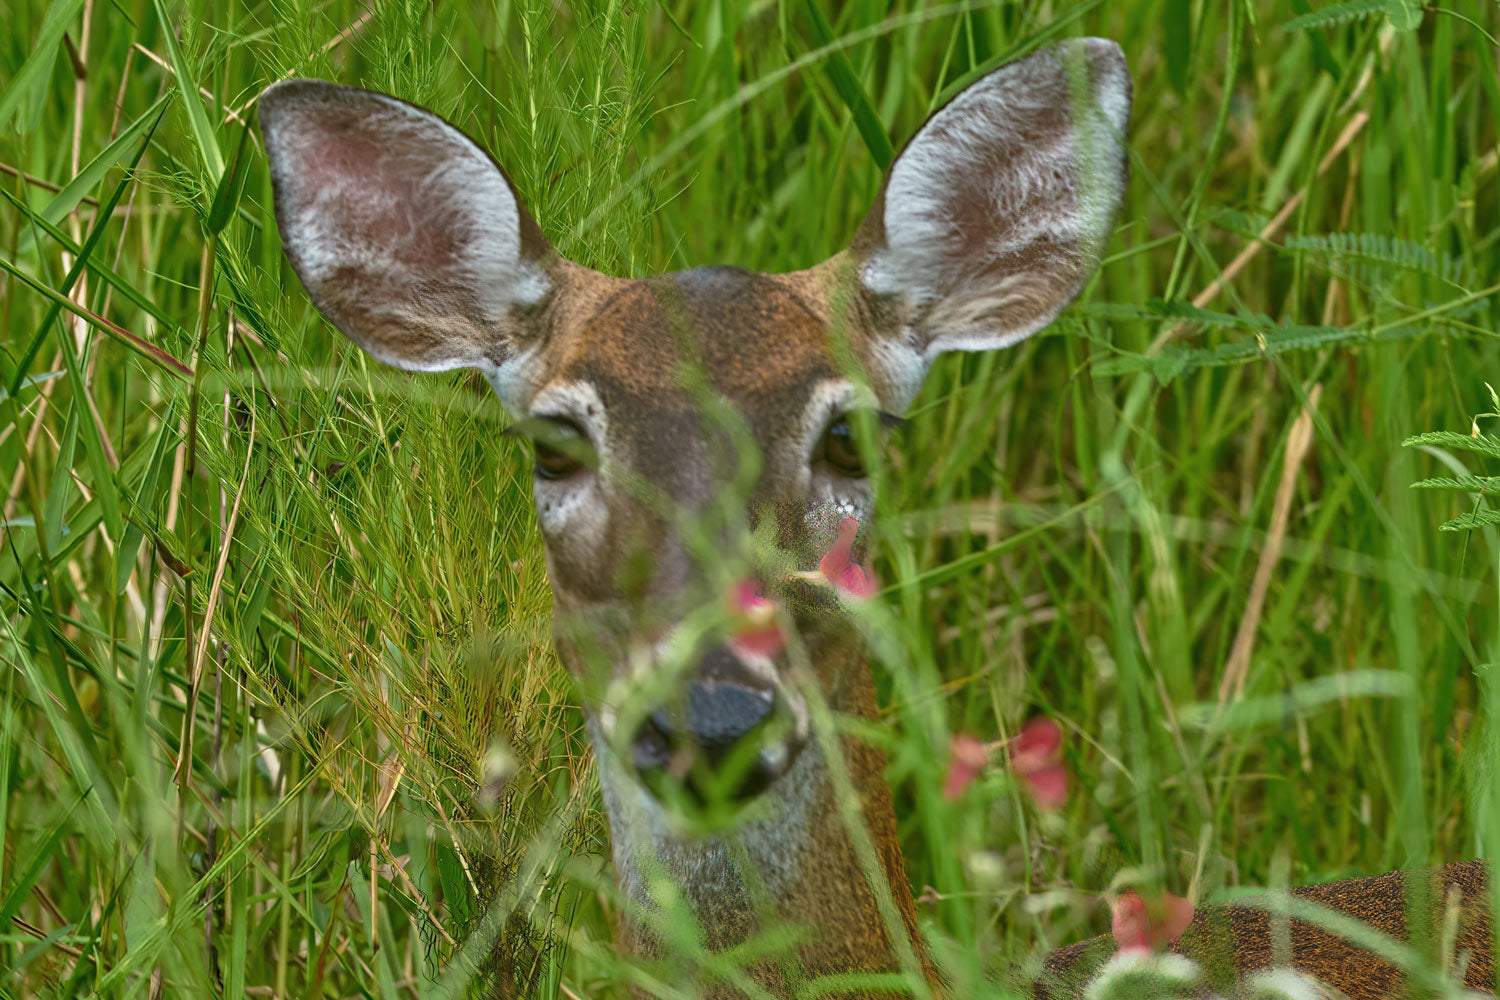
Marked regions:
[259,39,1129,806]
[493,262,891,800]
[517,264,864,612]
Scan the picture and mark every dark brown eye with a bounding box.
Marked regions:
[821,416,866,478]
[531,418,588,481]
[533,441,580,480]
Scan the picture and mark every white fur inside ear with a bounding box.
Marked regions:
[862,38,1129,362]
[261,80,551,376]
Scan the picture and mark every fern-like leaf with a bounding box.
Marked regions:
[1285,232,1466,286]
[1084,300,1275,330]
[1403,430,1500,460]
[1440,509,1500,532]
[1094,322,1392,382]
[1285,0,1385,30]
[1410,475,1500,493]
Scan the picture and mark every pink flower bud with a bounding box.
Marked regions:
[1022,763,1069,811]
[1111,890,1195,954]
[818,517,879,599]
[727,579,783,658]
[1010,717,1068,811]
[943,733,991,800]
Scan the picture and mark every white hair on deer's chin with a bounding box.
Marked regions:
[591,716,820,914]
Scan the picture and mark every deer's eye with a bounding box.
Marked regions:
[820,416,865,478]
[513,417,592,481]
[534,439,581,480]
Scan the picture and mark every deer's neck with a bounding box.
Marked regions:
[593,648,923,991]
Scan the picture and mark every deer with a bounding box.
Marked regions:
[257,38,1494,1000]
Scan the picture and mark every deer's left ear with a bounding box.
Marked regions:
[845,38,1130,408]
[258,79,556,392]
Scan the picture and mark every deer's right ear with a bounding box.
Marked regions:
[259,79,552,392]
[841,39,1130,410]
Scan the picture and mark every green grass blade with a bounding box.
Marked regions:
[1162,0,1193,95]
[89,761,325,994]
[0,791,90,928]
[113,419,180,595]
[801,1,894,169]
[152,0,224,181]
[8,99,171,396]
[37,93,171,229]
[206,120,253,235]
[43,410,80,555]
[0,0,86,132]
[0,187,175,332]
[0,670,14,895]
[60,344,125,541]
[0,256,193,380]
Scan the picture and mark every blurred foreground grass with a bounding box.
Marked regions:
[2,0,1500,996]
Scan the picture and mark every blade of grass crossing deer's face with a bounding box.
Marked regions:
[261,38,1131,991]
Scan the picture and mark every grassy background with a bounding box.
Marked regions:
[3,0,1500,996]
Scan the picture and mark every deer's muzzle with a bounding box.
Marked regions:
[627,644,806,804]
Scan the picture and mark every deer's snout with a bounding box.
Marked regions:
[630,645,805,802]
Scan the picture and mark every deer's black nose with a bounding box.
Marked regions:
[630,645,800,801]
[650,679,774,757]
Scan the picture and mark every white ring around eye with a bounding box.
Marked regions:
[527,380,609,453]
[792,380,879,482]
[527,380,610,545]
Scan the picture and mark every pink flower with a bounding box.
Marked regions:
[1010,718,1068,811]
[1110,890,1195,954]
[727,579,783,658]
[818,517,879,599]
[942,733,991,800]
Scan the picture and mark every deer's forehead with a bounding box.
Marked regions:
[543,267,839,402]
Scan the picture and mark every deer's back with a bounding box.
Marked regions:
[1038,861,1492,999]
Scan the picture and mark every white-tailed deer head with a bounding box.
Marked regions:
[261,38,1129,990]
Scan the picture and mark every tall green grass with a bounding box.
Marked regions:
[2,0,1498,996]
